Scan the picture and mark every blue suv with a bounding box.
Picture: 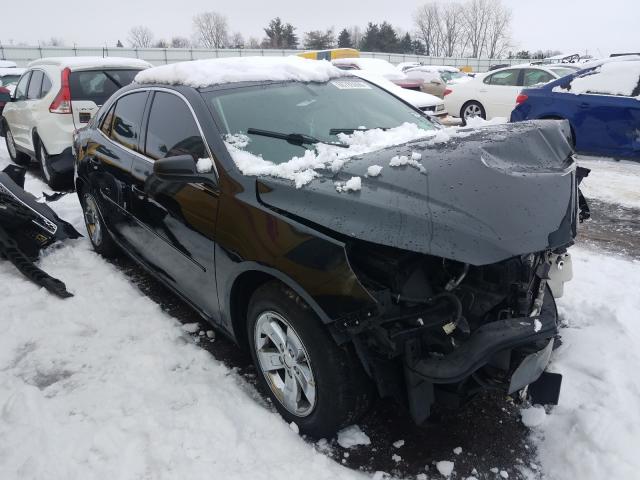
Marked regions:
[511,60,640,159]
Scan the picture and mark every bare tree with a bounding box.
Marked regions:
[440,2,464,57]
[41,37,66,47]
[170,36,191,48]
[485,0,512,58]
[415,2,442,56]
[348,26,363,49]
[193,11,229,49]
[461,0,492,58]
[247,37,261,49]
[128,26,154,48]
[229,32,245,49]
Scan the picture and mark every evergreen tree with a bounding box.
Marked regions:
[377,22,399,53]
[399,33,413,54]
[337,28,352,48]
[116,40,124,48]
[411,39,426,55]
[360,23,380,52]
[264,17,298,49]
[304,29,335,50]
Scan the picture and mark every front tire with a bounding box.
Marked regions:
[80,190,119,258]
[247,281,373,438]
[5,127,30,166]
[461,100,486,124]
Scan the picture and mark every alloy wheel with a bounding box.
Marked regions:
[40,144,51,182]
[464,103,483,119]
[254,310,317,417]
[6,131,17,158]
[83,194,103,246]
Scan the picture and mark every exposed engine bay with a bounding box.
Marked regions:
[341,240,576,423]
[0,165,81,298]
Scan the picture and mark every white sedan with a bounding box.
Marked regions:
[444,64,576,121]
[350,70,447,118]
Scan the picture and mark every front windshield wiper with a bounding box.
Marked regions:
[329,127,390,135]
[247,128,349,148]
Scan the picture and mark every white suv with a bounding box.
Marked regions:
[0,57,151,189]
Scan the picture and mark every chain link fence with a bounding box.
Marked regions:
[0,45,524,72]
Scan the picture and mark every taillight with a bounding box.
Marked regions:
[443,88,452,96]
[49,67,72,114]
[516,93,528,105]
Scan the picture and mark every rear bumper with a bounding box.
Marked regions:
[48,147,75,177]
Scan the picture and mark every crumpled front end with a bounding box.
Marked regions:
[338,242,573,423]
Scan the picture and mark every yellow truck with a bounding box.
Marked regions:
[297,48,359,61]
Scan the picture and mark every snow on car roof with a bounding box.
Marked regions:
[332,57,400,73]
[351,70,440,108]
[28,56,152,70]
[407,65,460,73]
[0,60,17,68]
[134,56,347,88]
[556,60,640,97]
[0,67,25,76]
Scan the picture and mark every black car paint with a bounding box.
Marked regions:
[75,81,579,422]
[258,120,577,266]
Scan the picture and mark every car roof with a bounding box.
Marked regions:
[407,65,460,73]
[0,60,17,68]
[28,56,152,71]
[0,67,26,76]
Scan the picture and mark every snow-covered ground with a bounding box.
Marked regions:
[577,155,640,210]
[0,142,639,480]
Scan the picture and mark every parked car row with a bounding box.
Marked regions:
[0,55,584,437]
[0,57,151,188]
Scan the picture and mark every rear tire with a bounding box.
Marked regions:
[247,281,373,438]
[460,100,486,124]
[4,126,30,166]
[80,190,119,258]
[37,139,67,191]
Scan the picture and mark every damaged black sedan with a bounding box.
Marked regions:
[73,57,588,437]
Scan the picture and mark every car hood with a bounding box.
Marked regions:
[256,120,577,266]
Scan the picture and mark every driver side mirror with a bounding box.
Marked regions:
[153,154,205,183]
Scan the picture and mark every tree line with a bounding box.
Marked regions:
[17,0,523,59]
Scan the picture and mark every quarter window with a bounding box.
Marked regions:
[14,72,31,100]
[145,92,206,161]
[27,71,44,99]
[41,74,52,97]
[100,104,116,136]
[484,69,520,86]
[109,92,148,151]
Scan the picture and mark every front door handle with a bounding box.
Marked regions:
[132,185,147,200]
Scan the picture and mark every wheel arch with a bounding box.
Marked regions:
[227,265,332,351]
[459,99,485,119]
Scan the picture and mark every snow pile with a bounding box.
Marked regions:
[225,123,452,188]
[196,157,213,173]
[520,405,546,428]
[554,61,640,97]
[335,176,362,193]
[366,165,383,177]
[577,156,640,210]
[135,56,347,88]
[533,248,640,480]
[389,154,426,173]
[436,460,454,477]
[336,425,371,449]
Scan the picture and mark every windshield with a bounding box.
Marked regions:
[204,78,435,164]
[0,75,21,87]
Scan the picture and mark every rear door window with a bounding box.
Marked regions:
[69,69,141,106]
[109,92,148,151]
[145,92,206,161]
[27,71,44,99]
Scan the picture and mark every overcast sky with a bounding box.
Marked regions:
[1,0,637,57]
